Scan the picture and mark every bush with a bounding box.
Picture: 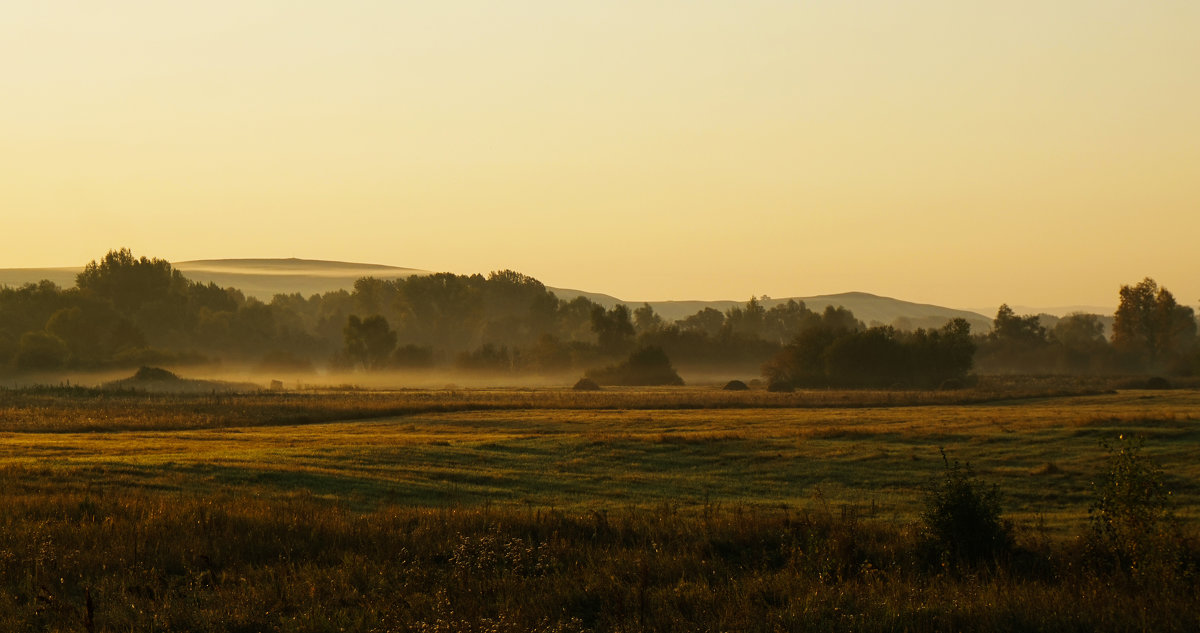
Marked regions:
[723,379,749,391]
[133,366,180,381]
[455,344,512,372]
[766,380,794,393]
[392,344,435,369]
[13,330,68,371]
[1144,376,1171,390]
[572,377,600,391]
[586,346,683,386]
[919,450,1012,568]
[938,377,965,390]
[1087,435,1180,578]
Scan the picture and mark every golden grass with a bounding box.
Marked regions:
[0,375,1120,433]
[0,384,1196,630]
[1,388,1195,536]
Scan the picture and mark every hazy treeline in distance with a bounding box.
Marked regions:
[0,249,1196,386]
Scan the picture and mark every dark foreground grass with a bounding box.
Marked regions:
[0,489,1195,632]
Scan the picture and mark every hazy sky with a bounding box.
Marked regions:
[3,1,1197,309]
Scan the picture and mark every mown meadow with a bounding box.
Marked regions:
[0,381,1196,631]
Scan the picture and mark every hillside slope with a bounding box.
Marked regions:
[175,259,427,299]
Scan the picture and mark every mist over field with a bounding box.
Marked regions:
[0,249,1195,386]
[4,2,1200,628]
[19,366,584,393]
[0,254,1194,632]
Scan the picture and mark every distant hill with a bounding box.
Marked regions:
[0,267,79,290]
[631,292,992,333]
[178,258,425,277]
[0,259,427,301]
[970,304,1116,318]
[0,258,994,332]
[175,258,427,299]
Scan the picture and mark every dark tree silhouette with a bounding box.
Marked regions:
[586,345,684,386]
[343,315,397,370]
[1112,278,1196,373]
[633,303,663,335]
[590,304,635,355]
[764,316,972,388]
[724,297,766,340]
[5,246,1174,381]
[762,307,860,387]
[991,304,1047,346]
[677,307,726,338]
[14,330,68,371]
[76,248,186,314]
[1051,313,1112,374]
[974,305,1052,373]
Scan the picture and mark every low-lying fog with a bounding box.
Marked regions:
[7,366,753,391]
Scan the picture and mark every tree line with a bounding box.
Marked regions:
[0,250,1196,385]
[975,278,1197,376]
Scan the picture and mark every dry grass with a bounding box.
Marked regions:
[0,493,1194,632]
[0,388,1196,535]
[0,382,1197,630]
[0,374,1122,433]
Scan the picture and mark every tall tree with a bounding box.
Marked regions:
[725,297,766,340]
[677,307,726,338]
[76,248,185,314]
[633,303,663,335]
[1051,313,1111,373]
[590,304,635,355]
[762,300,815,344]
[343,315,397,370]
[991,304,1047,346]
[1112,278,1197,372]
[975,304,1052,373]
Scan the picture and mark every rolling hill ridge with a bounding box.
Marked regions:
[0,258,994,331]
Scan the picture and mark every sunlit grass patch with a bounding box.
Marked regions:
[0,388,1196,536]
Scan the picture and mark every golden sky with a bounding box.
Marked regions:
[3,1,1198,309]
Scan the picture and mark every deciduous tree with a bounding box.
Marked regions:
[343,315,397,370]
[1112,278,1196,372]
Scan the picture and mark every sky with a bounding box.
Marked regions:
[2,1,1198,310]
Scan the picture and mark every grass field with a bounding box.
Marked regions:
[0,383,1196,631]
[3,385,1197,532]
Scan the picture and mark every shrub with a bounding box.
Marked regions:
[572,377,600,391]
[133,366,180,381]
[722,380,749,391]
[1087,435,1180,578]
[938,377,965,390]
[392,344,435,369]
[111,346,208,368]
[1143,376,1171,390]
[586,346,683,386]
[919,450,1012,568]
[13,330,68,371]
[456,344,512,372]
[766,380,793,393]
